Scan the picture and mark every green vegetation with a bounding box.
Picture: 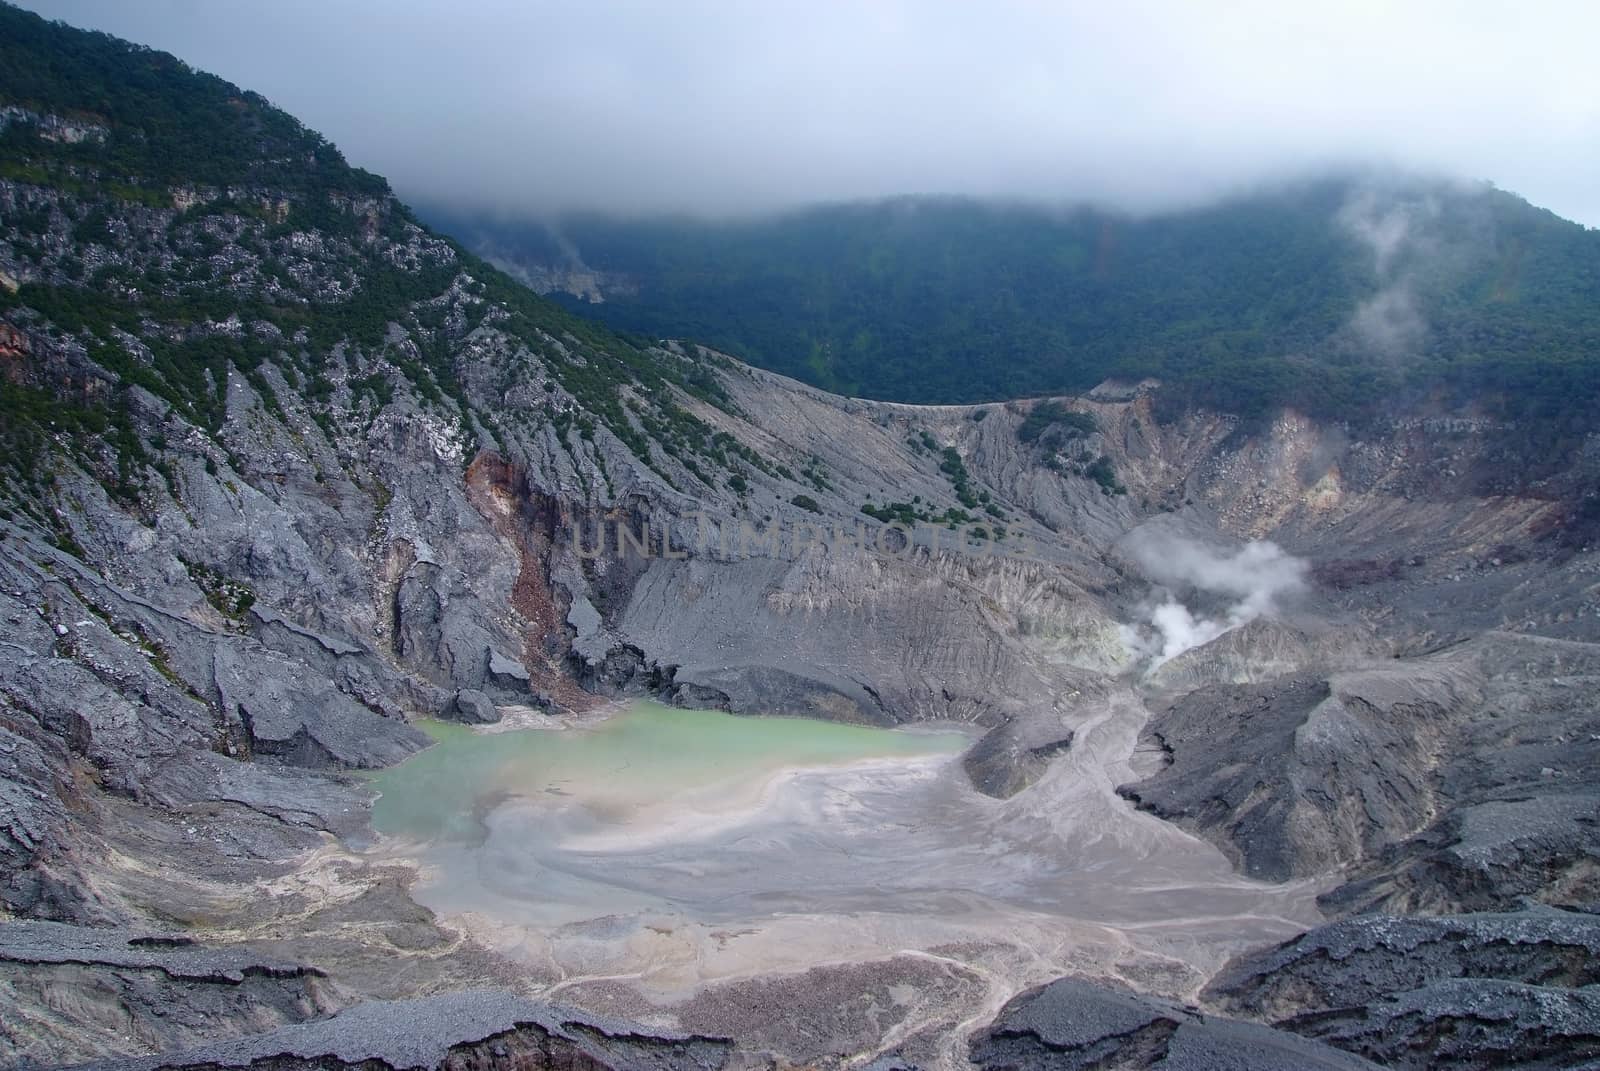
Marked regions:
[1084,455,1126,496]
[0,1,745,506]
[1018,402,1097,444]
[800,457,831,492]
[938,446,980,508]
[861,499,975,528]
[0,3,388,196]
[429,184,1600,451]
[184,559,256,620]
[9,0,1596,522]
[789,493,821,513]
[0,357,160,508]
[1047,452,1126,496]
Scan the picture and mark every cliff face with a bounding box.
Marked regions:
[4,7,1600,1069]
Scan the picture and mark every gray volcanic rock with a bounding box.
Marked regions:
[140,750,371,839]
[393,565,491,691]
[1118,627,1600,913]
[1283,978,1600,1070]
[968,977,1379,1070]
[211,643,430,769]
[1117,658,1471,881]
[486,647,532,688]
[0,569,218,797]
[449,687,500,724]
[1142,612,1385,693]
[248,606,438,723]
[961,716,1074,798]
[668,662,890,725]
[671,954,988,1068]
[1319,633,1600,915]
[1392,793,1600,910]
[73,989,733,1071]
[1205,910,1600,1017]
[0,919,321,983]
[602,546,1102,787]
[0,716,71,891]
[0,920,342,1067]
[1204,910,1600,1069]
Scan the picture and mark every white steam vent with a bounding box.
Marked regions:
[1117,529,1308,670]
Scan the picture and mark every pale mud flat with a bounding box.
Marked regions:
[366,699,1324,1066]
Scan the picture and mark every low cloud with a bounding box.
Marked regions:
[1349,281,1426,355]
[1118,531,1309,670]
[1339,189,1424,275]
[1338,187,1441,354]
[19,1,1600,225]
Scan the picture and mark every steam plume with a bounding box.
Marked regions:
[1117,531,1308,670]
[1338,187,1437,355]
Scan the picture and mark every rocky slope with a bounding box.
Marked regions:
[4,6,1600,1068]
[969,976,1383,1070]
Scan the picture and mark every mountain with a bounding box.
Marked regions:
[3,5,1599,1069]
[429,182,1600,439]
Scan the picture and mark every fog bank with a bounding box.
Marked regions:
[19,1,1600,225]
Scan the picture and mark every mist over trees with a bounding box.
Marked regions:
[427,180,1600,458]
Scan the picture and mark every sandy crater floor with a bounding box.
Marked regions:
[365,700,1324,1065]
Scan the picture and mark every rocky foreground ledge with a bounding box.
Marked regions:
[1203,907,1600,1069]
[65,990,731,1071]
[0,922,733,1069]
[10,908,1600,1069]
[959,907,1600,1071]
[968,978,1381,1070]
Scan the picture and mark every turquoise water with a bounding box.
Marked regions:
[364,696,1323,1022]
[365,696,1320,956]
[369,700,970,845]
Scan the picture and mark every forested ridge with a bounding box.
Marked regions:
[431,182,1600,442]
[0,1,745,516]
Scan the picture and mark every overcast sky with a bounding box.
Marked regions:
[20,0,1600,225]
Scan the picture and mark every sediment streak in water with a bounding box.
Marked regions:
[367,699,1322,1064]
